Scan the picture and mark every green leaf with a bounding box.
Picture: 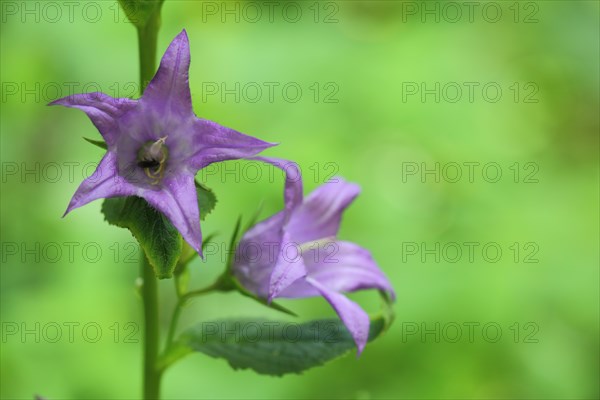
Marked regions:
[195,181,217,221]
[102,197,182,279]
[164,317,387,376]
[83,137,107,150]
[118,0,164,28]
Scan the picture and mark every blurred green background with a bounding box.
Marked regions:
[1,1,598,399]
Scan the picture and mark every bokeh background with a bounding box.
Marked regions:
[1,1,599,399]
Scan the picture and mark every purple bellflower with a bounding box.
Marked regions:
[233,178,395,353]
[50,30,275,254]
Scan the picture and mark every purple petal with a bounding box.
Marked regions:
[188,119,276,170]
[141,173,203,255]
[233,212,286,298]
[268,231,308,301]
[249,157,303,217]
[64,152,138,215]
[142,30,192,116]
[303,241,395,299]
[49,93,137,147]
[232,157,302,298]
[286,178,360,244]
[305,277,370,354]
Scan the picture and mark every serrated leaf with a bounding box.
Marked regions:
[102,196,182,279]
[166,317,386,376]
[83,137,107,149]
[195,181,217,220]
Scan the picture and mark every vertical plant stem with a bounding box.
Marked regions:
[138,13,160,93]
[140,252,162,399]
[137,12,161,400]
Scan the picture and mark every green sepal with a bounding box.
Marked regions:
[83,137,107,150]
[224,216,243,274]
[377,290,396,330]
[174,234,217,297]
[231,277,297,317]
[160,317,387,376]
[102,196,182,279]
[195,181,217,221]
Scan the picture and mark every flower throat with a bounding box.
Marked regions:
[137,136,168,185]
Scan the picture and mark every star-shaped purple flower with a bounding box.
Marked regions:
[232,178,395,353]
[50,30,275,254]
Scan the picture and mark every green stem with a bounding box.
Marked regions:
[137,12,162,400]
[165,279,231,349]
[140,251,162,399]
[137,13,160,93]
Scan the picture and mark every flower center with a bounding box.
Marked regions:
[137,136,168,185]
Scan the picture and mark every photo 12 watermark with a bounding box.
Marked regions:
[1,160,340,185]
[1,241,139,265]
[400,162,540,184]
[398,2,540,24]
[400,321,540,343]
[1,239,343,266]
[197,1,340,24]
[1,81,340,104]
[401,242,540,264]
[1,1,134,24]
[198,321,342,344]
[1,321,140,344]
[401,82,539,104]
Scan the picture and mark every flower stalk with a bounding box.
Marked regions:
[140,251,162,399]
[165,277,232,350]
[137,13,160,92]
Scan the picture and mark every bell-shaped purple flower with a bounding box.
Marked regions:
[50,30,275,254]
[233,177,395,353]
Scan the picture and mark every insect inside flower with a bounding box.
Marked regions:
[137,136,168,185]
